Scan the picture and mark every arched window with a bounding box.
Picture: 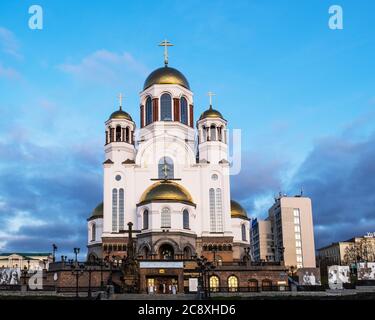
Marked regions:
[160,93,172,121]
[241,224,247,241]
[209,188,216,232]
[145,97,152,125]
[161,207,171,228]
[183,247,192,259]
[183,209,189,229]
[158,157,174,179]
[202,126,207,142]
[180,97,188,125]
[112,188,118,232]
[216,188,223,232]
[228,276,238,292]
[119,188,124,231]
[91,223,96,242]
[116,126,122,142]
[143,209,149,230]
[210,276,220,292]
[125,127,130,143]
[210,125,216,141]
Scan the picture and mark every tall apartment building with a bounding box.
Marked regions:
[251,218,275,262]
[251,195,316,269]
[269,195,316,269]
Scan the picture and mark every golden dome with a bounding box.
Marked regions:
[139,181,195,206]
[109,108,133,121]
[88,202,103,220]
[144,66,190,90]
[199,107,224,120]
[231,200,249,220]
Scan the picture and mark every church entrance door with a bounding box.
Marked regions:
[146,276,178,294]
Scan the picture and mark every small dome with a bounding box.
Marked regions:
[231,200,249,220]
[139,181,194,206]
[144,66,190,90]
[109,108,133,121]
[199,107,224,120]
[90,202,103,219]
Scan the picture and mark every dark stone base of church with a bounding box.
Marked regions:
[38,261,288,295]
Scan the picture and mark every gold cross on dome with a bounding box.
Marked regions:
[159,39,174,66]
[208,91,216,108]
[118,93,124,108]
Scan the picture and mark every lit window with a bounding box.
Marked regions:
[160,93,172,121]
[294,225,300,233]
[296,240,302,248]
[294,217,300,224]
[228,276,238,292]
[296,255,303,263]
[210,276,220,292]
[161,207,171,228]
[296,248,302,255]
[295,233,301,240]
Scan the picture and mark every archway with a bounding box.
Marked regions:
[159,244,174,260]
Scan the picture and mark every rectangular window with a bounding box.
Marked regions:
[293,209,300,217]
[296,248,302,255]
[112,188,118,232]
[209,188,216,232]
[294,217,300,225]
[216,188,223,232]
[294,225,300,233]
[295,233,301,240]
[296,255,303,263]
[296,240,302,248]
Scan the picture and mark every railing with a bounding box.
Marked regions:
[56,286,103,293]
[210,286,290,293]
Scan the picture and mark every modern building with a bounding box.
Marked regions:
[250,218,275,262]
[269,195,316,269]
[251,195,316,269]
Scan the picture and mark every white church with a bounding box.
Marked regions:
[87,41,250,265]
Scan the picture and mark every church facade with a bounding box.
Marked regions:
[85,47,288,293]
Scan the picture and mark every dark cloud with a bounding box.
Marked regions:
[0,135,102,257]
[290,132,375,249]
[231,151,288,214]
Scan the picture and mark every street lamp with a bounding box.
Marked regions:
[74,247,80,262]
[70,260,84,298]
[52,244,58,262]
[193,255,216,299]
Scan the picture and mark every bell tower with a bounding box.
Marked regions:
[104,94,136,163]
[197,92,228,164]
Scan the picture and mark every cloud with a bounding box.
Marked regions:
[0,130,103,256]
[58,50,149,85]
[231,151,289,216]
[290,131,375,249]
[0,27,22,59]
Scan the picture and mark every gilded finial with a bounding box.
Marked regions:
[118,93,123,111]
[159,39,174,67]
[208,91,216,109]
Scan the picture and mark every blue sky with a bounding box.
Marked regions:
[0,0,374,258]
